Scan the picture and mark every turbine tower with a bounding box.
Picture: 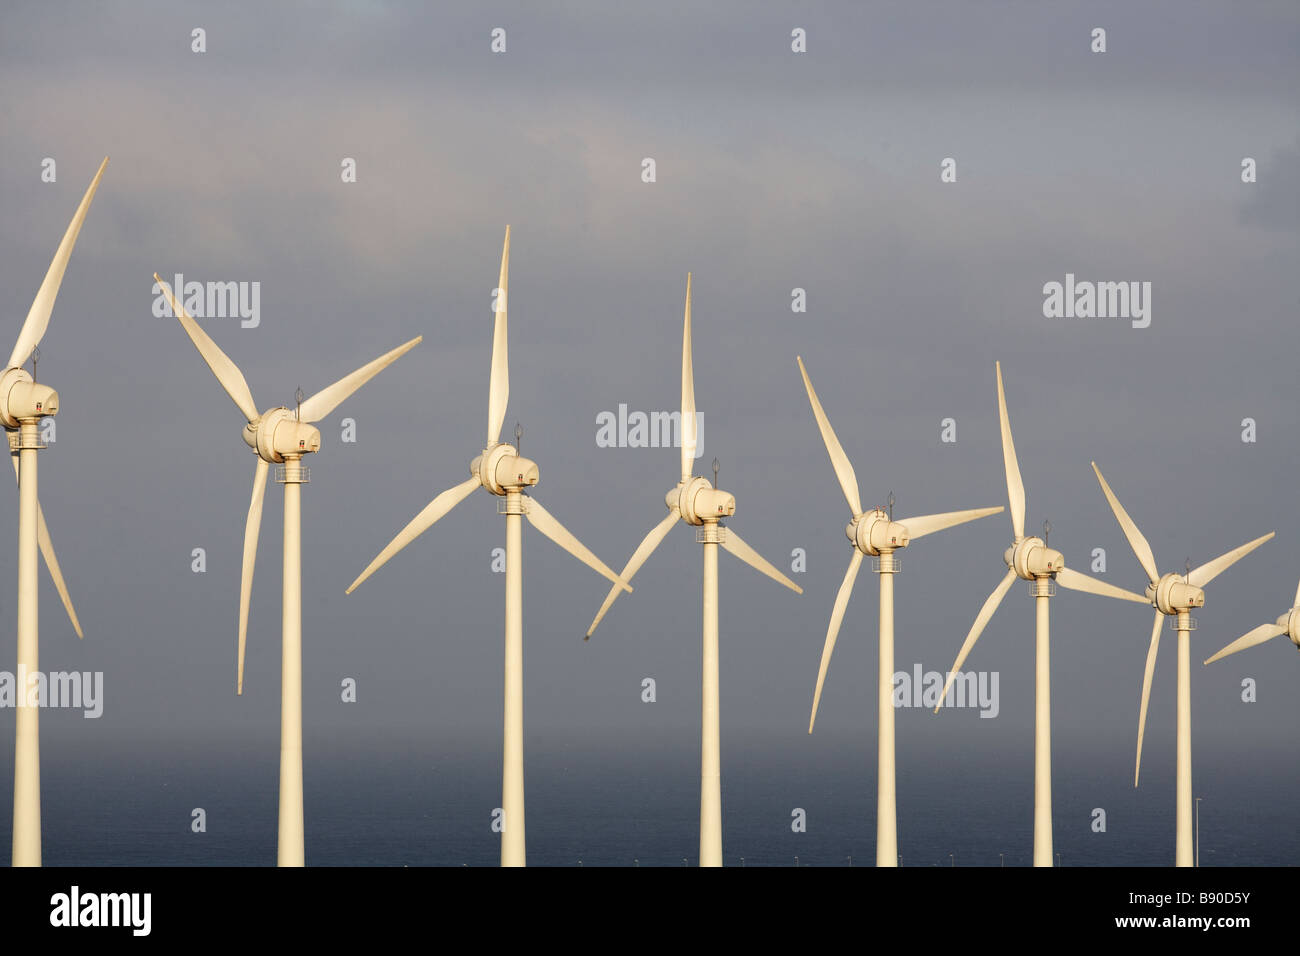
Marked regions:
[936,362,1151,867]
[345,227,632,867]
[585,274,803,867]
[7,157,105,866]
[796,356,1003,867]
[1204,576,1300,665]
[156,275,420,866]
[1091,461,1273,866]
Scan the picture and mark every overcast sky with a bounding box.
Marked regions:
[0,0,1296,812]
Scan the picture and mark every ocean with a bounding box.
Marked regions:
[7,739,1296,866]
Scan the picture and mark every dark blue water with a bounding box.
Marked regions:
[7,738,1296,866]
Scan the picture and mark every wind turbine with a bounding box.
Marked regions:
[1204,577,1300,665]
[6,157,105,866]
[936,362,1151,867]
[795,355,1003,867]
[584,274,803,868]
[155,274,421,866]
[345,227,631,867]
[1091,461,1273,866]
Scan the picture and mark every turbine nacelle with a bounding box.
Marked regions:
[1003,536,1064,580]
[0,368,58,428]
[847,509,910,555]
[472,442,539,496]
[1151,572,1205,614]
[667,476,735,525]
[240,407,322,463]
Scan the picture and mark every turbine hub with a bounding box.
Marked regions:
[1153,572,1205,615]
[848,509,909,556]
[1282,608,1300,647]
[0,367,57,428]
[246,407,321,463]
[473,442,538,496]
[670,475,734,525]
[1006,536,1064,580]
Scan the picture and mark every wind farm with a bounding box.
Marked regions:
[1,3,1297,878]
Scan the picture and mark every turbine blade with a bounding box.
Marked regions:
[1135,610,1164,787]
[11,158,108,369]
[934,569,1017,713]
[155,274,260,423]
[1294,576,1300,611]
[902,506,1003,540]
[1090,462,1160,585]
[299,336,422,423]
[237,458,269,695]
[1187,532,1275,589]
[719,526,803,594]
[36,502,83,639]
[1055,566,1151,605]
[1203,623,1287,666]
[995,362,1026,540]
[808,550,864,732]
[487,226,511,445]
[795,356,862,517]
[346,476,480,594]
[13,456,84,638]
[586,508,680,639]
[680,274,697,480]
[524,496,632,593]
